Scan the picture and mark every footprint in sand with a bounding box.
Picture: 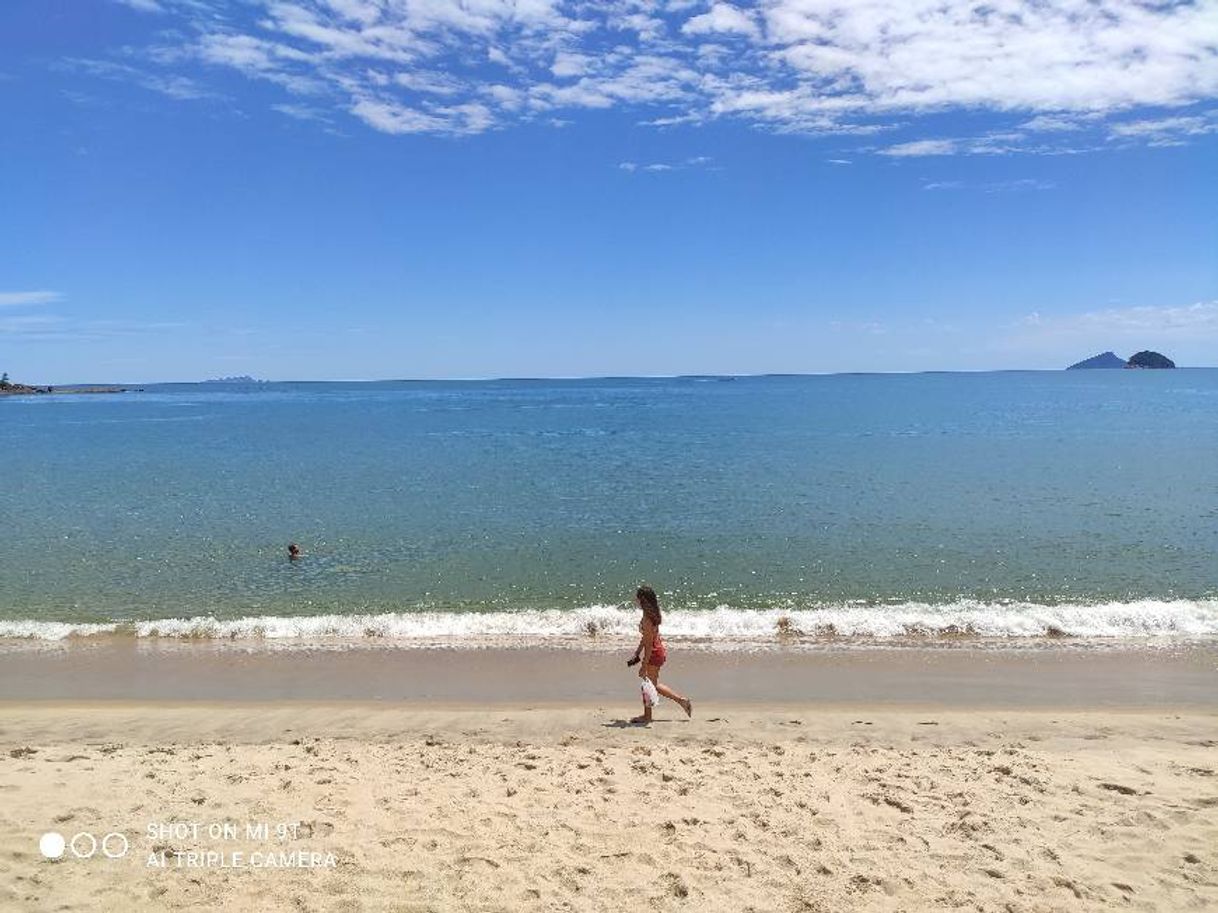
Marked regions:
[1098,782,1141,796]
[1053,876,1084,899]
[662,872,689,898]
[457,856,501,870]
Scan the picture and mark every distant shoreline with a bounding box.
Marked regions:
[6,367,1217,388]
[0,384,135,397]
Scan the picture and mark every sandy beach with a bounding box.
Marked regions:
[1,644,1216,912]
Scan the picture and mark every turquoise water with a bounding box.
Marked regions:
[2,372,1216,641]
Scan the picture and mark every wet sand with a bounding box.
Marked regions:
[0,639,1215,706]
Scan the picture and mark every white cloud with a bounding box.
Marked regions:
[113,0,163,12]
[551,52,593,78]
[0,291,62,307]
[879,132,1068,157]
[350,98,494,135]
[924,178,1055,192]
[272,102,330,121]
[881,139,959,157]
[394,70,466,96]
[1107,113,1218,146]
[87,0,1218,148]
[618,155,713,172]
[681,4,758,39]
[1020,113,1098,133]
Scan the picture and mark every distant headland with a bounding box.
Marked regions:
[0,373,135,396]
[202,375,267,384]
[1066,350,1176,370]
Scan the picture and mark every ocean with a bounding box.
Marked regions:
[2,371,1216,645]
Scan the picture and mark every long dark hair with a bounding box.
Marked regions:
[636,585,662,626]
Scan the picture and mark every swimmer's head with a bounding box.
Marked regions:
[288,543,301,559]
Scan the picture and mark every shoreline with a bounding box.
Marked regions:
[2,640,1214,707]
[0,385,134,396]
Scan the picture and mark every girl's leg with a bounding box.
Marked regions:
[649,668,693,718]
[630,671,654,724]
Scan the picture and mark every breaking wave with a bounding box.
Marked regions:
[1,599,1216,645]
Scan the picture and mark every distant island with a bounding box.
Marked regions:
[1066,351,1127,370]
[202,375,267,384]
[1126,350,1176,369]
[1066,351,1176,370]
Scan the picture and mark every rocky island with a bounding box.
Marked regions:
[1066,351,1176,370]
[203,375,266,384]
[1126,350,1176,369]
[1066,351,1127,369]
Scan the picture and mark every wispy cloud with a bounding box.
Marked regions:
[1019,301,1218,338]
[0,314,67,339]
[69,0,1218,152]
[64,58,215,101]
[924,178,1056,192]
[0,314,191,342]
[112,0,164,12]
[618,155,714,173]
[1107,113,1218,147]
[881,139,960,157]
[0,291,62,307]
[271,102,331,122]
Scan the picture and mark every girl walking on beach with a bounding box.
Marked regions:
[629,585,693,724]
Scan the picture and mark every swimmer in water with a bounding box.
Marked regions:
[288,543,301,561]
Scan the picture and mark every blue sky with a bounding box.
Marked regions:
[2,0,1216,382]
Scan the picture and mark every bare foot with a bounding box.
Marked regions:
[629,715,651,725]
[681,699,693,718]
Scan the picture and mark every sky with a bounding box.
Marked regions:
[1,0,1216,382]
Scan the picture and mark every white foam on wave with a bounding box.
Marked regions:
[0,599,1216,644]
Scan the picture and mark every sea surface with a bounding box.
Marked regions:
[2,372,1216,646]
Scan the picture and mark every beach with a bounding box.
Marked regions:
[3,375,1217,910]
[9,0,1218,903]
[1,645,1216,912]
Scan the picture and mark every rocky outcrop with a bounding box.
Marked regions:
[1126,351,1176,369]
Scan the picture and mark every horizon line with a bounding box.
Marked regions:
[28,365,1213,387]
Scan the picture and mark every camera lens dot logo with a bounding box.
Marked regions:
[39,832,66,860]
